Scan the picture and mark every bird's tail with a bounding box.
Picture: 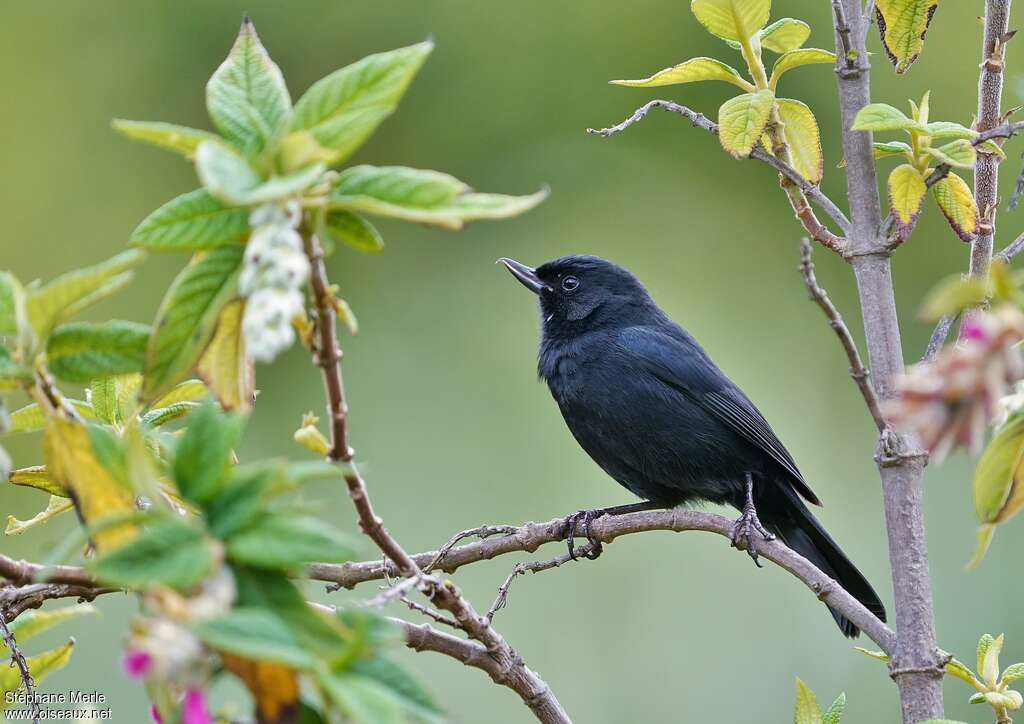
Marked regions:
[756,482,887,638]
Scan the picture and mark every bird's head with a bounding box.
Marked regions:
[498,254,656,334]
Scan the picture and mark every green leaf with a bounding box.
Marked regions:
[291,41,433,166]
[775,98,823,184]
[0,272,28,340]
[9,466,67,497]
[4,605,97,649]
[919,275,989,322]
[196,141,324,206]
[0,641,75,697]
[5,495,74,535]
[875,0,939,74]
[822,692,845,724]
[227,512,356,571]
[759,18,811,52]
[926,139,977,169]
[944,656,981,687]
[26,250,145,340]
[330,165,546,231]
[0,348,31,390]
[932,172,979,242]
[873,140,913,160]
[45,321,150,384]
[143,244,243,402]
[926,121,977,140]
[111,120,220,160]
[690,0,771,42]
[6,402,94,435]
[888,164,927,239]
[204,467,272,539]
[610,57,752,90]
[851,103,924,132]
[769,48,836,88]
[979,139,1008,161]
[192,607,319,670]
[793,677,823,724]
[131,189,251,251]
[975,417,1024,526]
[88,516,214,590]
[1003,662,1024,682]
[853,647,890,662]
[717,90,774,158]
[152,379,208,408]
[173,402,244,505]
[141,401,200,428]
[350,657,444,724]
[206,17,291,158]
[323,210,384,253]
[318,671,404,724]
[89,377,118,424]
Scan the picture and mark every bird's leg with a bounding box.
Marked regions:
[730,473,776,568]
[564,501,665,560]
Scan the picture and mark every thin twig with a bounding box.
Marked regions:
[0,611,41,724]
[486,544,597,623]
[425,525,519,573]
[399,597,460,629]
[997,231,1024,262]
[832,0,858,74]
[587,99,850,248]
[799,239,886,430]
[921,314,958,363]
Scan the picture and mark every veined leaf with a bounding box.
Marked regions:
[152,379,208,409]
[718,90,774,158]
[112,120,219,160]
[131,189,250,251]
[44,418,136,550]
[206,17,291,158]
[318,671,404,724]
[759,18,811,52]
[610,57,752,90]
[194,608,318,670]
[4,605,97,648]
[690,0,770,42]
[46,321,150,384]
[141,401,201,428]
[196,141,324,206]
[350,657,444,724]
[927,121,976,140]
[927,139,976,169]
[0,641,75,696]
[89,377,119,424]
[89,515,214,590]
[822,693,845,724]
[329,165,546,230]
[227,512,356,571]
[776,98,823,183]
[875,0,939,74]
[173,402,244,505]
[932,173,978,242]
[0,272,29,343]
[143,245,243,402]
[198,300,254,410]
[7,401,94,434]
[769,48,836,88]
[1003,662,1024,683]
[851,103,924,132]
[291,41,433,165]
[323,210,384,253]
[26,250,145,340]
[888,164,927,240]
[9,466,66,497]
[794,677,823,724]
[5,495,74,535]
[873,140,913,160]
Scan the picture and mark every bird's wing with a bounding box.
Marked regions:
[618,325,821,506]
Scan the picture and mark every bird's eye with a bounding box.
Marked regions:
[561,275,580,293]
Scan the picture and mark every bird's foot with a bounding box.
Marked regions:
[730,505,775,568]
[564,509,605,561]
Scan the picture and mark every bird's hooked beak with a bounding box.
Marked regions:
[497,257,550,294]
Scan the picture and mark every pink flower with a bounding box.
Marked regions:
[150,704,162,723]
[122,649,153,679]
[182,688,212,724]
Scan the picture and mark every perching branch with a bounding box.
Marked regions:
[798,238,885,430]
[0,612,41,724]
[309,508,896,655]
[301,228,570,724]
[587,99,849,251]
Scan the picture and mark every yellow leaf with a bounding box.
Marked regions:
[887,164,927,238]
[611,57,752,90]
[44,418,136,550]
[222,654,300,724]
[875,0,939,74]
[9,465,67,497]
[294,413,331,457]
[794,677,823,724]
[759,18,810,52]
[932,172,978,242]
[5,495,74,535]
[718,90,775,158]
[776,98,823,183]
[198,300,254,411]
[0,641,75,695]
[769,48,836,88]
[691,0,770,42]
[151,379,209,409]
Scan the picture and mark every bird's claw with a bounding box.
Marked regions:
[730,506,775,568]
[565,509,605,561]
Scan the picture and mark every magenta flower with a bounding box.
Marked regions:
[182,688,212,724]
[122,649,153,679]
[150,704,162,723]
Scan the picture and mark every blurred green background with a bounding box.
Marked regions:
[1,2,1021,722]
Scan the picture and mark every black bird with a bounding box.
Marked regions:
[499,254,886,637]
